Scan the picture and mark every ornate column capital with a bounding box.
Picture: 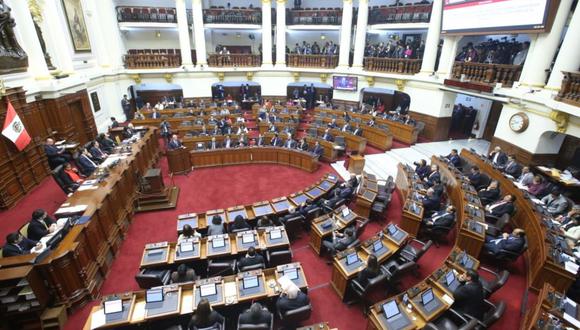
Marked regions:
[262,0,272,4]
[549,110,569,133]
[276,0,287,4]
[343,0,352,4]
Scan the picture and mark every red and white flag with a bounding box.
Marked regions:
[2,101,31,151]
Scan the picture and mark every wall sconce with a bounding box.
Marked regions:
[246,72,254,81]
[292,72,300,82]
[217,72,225,82]
[366,76,375,87]
[320,73,328,83]
[155,30,161,38]
[321,34,326,40]
[164,73,173,83]
[130,74,142,84]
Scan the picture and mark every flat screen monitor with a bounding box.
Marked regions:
[341,208,350,218]
[421,288,434,306]
[146,288,164,303]
[179,241,194,253]
[445,271,456,287]
[382,300,400,319]
[269,229,282,240]
[373,240,383,252]
[148,249,163,257]
[242,233,255,244]
[321,220,333,229]
[242,275,259,289]
[283,268,299,280]
[333,76,358,91]
[103,298,123,314]
[200,283,217,297]
[212,237,225,248]
[346,252,359,265]
[387,224,398,236]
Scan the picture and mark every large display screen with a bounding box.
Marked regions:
[442,0,552,35]
[333,76,358,91]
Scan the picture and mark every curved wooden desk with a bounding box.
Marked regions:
[189,146,320,172]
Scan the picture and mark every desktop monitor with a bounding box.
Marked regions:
[283,267,299,280]
[179,241,194,253]
[269,229,282,240]
[382,300,400,319]
[146,288,164,303]
[148,249,164,257]
[103,298,123,314]
[243,275,259,289]
[445,271,456,287]
[242,233,255,244]
[373,240,383,252]
[212,237,225,248]
[346,252,359,265]
[421,288,434,306]
[341,208,350,218]
[460,253,473,269]
[200,283,217,297]
[387,224,398,236]
[321,220,333,229]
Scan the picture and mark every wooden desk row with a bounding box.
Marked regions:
[176,173,339,232]
[251,104,303,114]
[257,121,301,134]
[188,146,320,172]
[132,114,244,128]
[460,149,575,293]
[311,115,394,151]
[314,108,419,144]
[305,125,368,154]
[309,205,363,256]
[523,283,580,329]
[140,227,290,269]
[367,248,480,330]
[261,132,338,162]
[83,262,308,330]
[0,128,161,327]
[352,173,380,218]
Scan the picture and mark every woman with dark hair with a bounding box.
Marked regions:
[178,224,201,242]
[188,298,224,329]
[356,254,380,288]
[207,215,225,236]
[229,215,251,233]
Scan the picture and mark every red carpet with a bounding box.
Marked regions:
[1,155,528,330]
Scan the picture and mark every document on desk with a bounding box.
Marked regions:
[565,261,579,274]
[90,309,106,329]
[55,204,88,215]
[77,185,98,191]
[563,312,580,328]
[224,282,237,303]
[441,294,454,305]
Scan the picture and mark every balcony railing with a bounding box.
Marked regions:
[287,54,338,69]
[203,8,262,24]
[555,71,580,107]
[287,8,342,25]
[117,6,177,23]
[368,4,432,25]
[123,49,182,69]
[208,54,261,67]
[363,57,422,75]
[451,61,522,87]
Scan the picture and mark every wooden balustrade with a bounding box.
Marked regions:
[123,53,181,69]
[287,9,342,25]
[287,54,338,69]
[207,54,261,67]
[116,6,177,23]
[555,71,580,107]
[203,8,262,24]
[368,4,432,24]
[363,57,421,75]
[451,61,522,87]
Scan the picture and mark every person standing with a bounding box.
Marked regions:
[121,95,132,121]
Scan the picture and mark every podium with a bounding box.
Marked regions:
[352,189,377,218]
[401,200,424,237]
[135,169,180,212]
[346,154,365,175]
[167,148,192,175]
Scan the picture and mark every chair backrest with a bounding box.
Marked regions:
[281,303,312,324]
[52,165,69,193]
[482,300,506,327]
[284,215,304,238]
[237,313,272,330]
[334,136,345,146]
[356,219,369,238]
[267,249,293,267]
[484,270,510,297]
[415,240,433,261]
[240,263,265,272]
[207,260,236,277]
[135,269,169,289]
[346,239,360,250]
[19,223,30,239]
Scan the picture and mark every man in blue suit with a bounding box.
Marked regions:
[446,149,461,168]
[168,134,184,150]
[3,232,40,257]
[484,228,525,256]
[423,164,441,187]
[78,148,97,176]
[312,141,323,158]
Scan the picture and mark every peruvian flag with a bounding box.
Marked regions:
[2,101,31,151]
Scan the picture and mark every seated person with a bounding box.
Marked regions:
[178,224,201,242]
[298,200,319,218]
[188,298,225,329]
[89,141,108,163]
[270,133,282,147]
[229,215,251,233]
[517,166,534,186]
[322,228,356,261]
[280,207,300,224]
[168,134,185,150]
[452,269,485,320]
[327,119,338,129]
[276,280,310,315]
[44,138,71,168]
[321,128,334,142]
[503,154,522,178]
[527,175,547,197]
[484,228,526,256]
[468,166,483,188]
[311,141,324,158]
[171,264,196,283]
[207,215,226,236]
[555,205,580,227]
[239,302,272,327]
[223,135,233,149]
[62,162,83,185]
[561,216,580,246]
[77,148,98,176]
[421,188,441,214]
[96,133,117,153]
[422,205,456,229]
[446,149,461,167]
[27,209,57,242]
[485,194,516,218]
[541,188,569,216]
[122,124,136,139]
[208,137,221,150]
[238,246,265,270]
[284,133,296,148]
[478,180,500,206]
[256,216,274,228]
[3,232,40,257]
[352,124,363,136]
[423,164,440,187]
[297,137,309,151]
[110,117,120,128]
[414,159,430,180]
[431,178,444,198]
[355,254,380,288]
[488,146,507,168]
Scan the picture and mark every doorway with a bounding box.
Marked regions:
[448,93,502,141]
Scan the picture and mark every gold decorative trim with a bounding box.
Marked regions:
[217,72,225,82]
[0,79,6,96]
[246,72,254,81]
[366,76,375,87]
[543,85,561,91]
[276,0,287,3]
[320,73,328,83]
[395,79,406,91]
[292,72,300,82]
[549,110,569,133]
[164,73,173,83]
[28,0,43,23]
[343,0,353,3]
[34,75,53,81]
[519,82,545,88]
[130,74,142,84]
[262,0,271,4]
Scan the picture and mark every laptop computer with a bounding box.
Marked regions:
[421,288,438,312]
[382,300,409,329]
[269,229,282,240]
[200,283,217,297]
[373,240,384,252]
[346,252,359,266]
[242,275,259,289]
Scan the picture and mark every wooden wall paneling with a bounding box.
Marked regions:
[137,89,184,106]
[332,99,359,110]
[409,111,452,141]
[489,137,557,166]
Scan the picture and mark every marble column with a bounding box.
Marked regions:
[262,0,273,67]
[275,0,286,67]
[338,0,353,68]
[352,0,368,68]
[419,0,443,75]
[546,4,580,89]
[436,35,459,78]
[176,0,193,67]
[192,0,207,66]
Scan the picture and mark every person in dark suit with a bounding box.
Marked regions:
[255,134,265,147]
[27,209,56,242]
[110,117,120,128]
[207,215,226,236]
[478,180,501,206]
[485,194,516,218]
[312,141,323,157]
[171,264,196,284]
[229,215,251,233]
[276,280,310,315]
[239,302,272,327]
[446,149,461,167]
[78,148,98,176]
[271,133,282,147]
[208,137,220,150]
[421,188,441,214]
[44,138,71,168]
[97,133,116,153]
[431,178,444,198]
[321,128,334,142]
[122,124,136,139]
[297,200,319,219]
[352,124,363,136]
[414,159,430,180]
[488,146,508,168]
[423,164,441,187]
[422,205,455,228]
[168,134,185,150]
[188,298,224,329]
[121,95,131,121]
[484,228,526,256]
[284,134,297,148]
[452,269,485,320]
[160,120,172,142]
[468,166,483,188]
[3,232,40,257]
[89,141,108,163]
[238,246,265,270]
[503,154,522,178]
[322,228,355,261]
[355,254,380,288]
[297,138,309,151]
[151,109,160,119]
